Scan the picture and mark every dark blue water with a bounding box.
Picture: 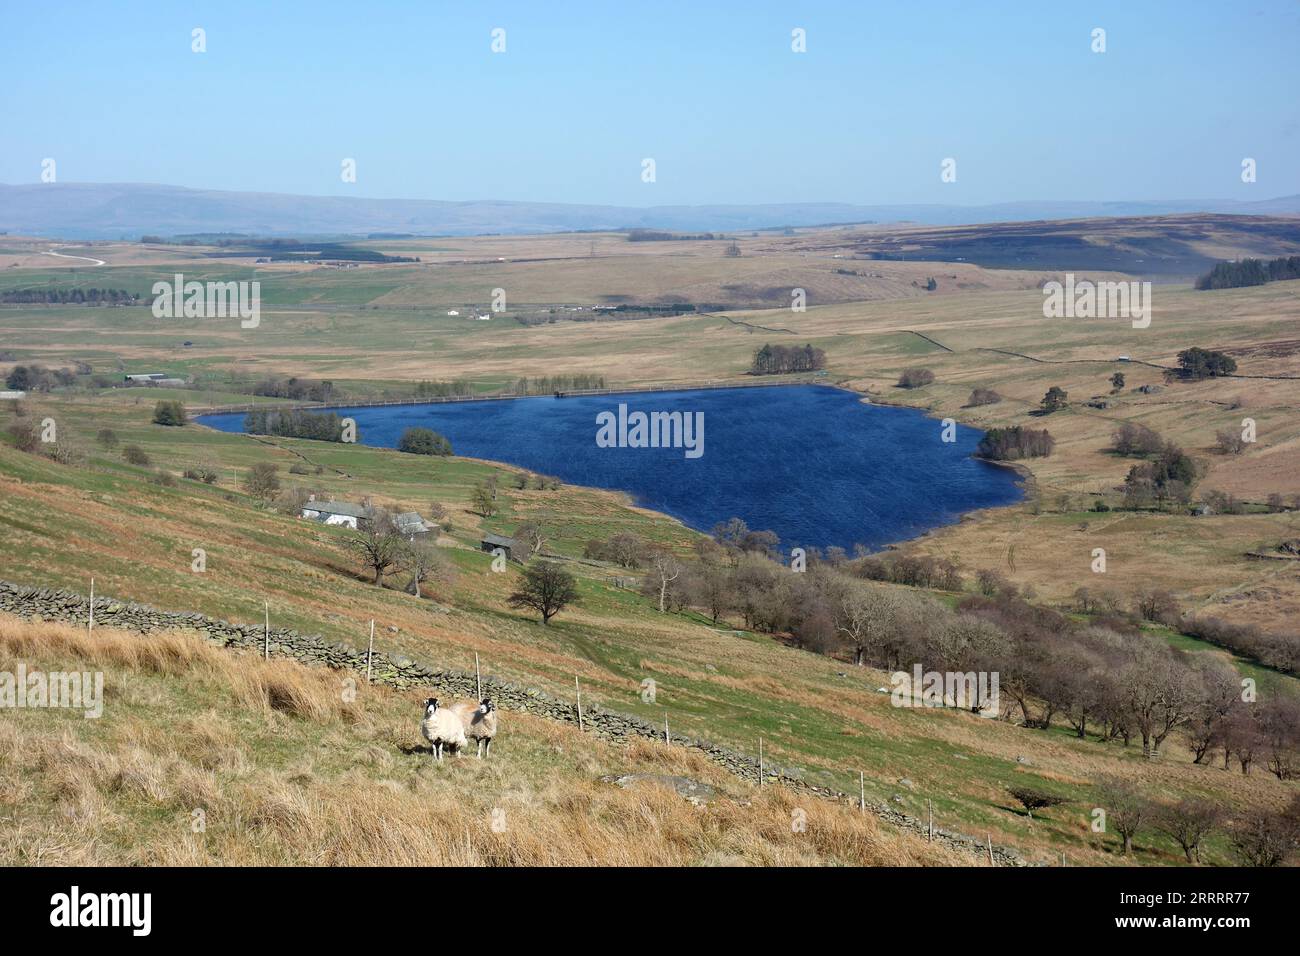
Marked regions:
[197,385,1022,553]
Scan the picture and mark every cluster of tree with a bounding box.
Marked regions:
[244,408,350,442]
[976,426,1055,460]
[897,368,934,389]
[1095,780,1298,865]
[966,388,1002,407]
[1175,347,1237,380]
[855,552,965,591]
[590,520,1300,776]
[251,376,336,402]
[348,508,457,597]
[1182,615,1300,676]
[584,532,651,568]
[626,230,723,242]
[1195,255,1300,291]
[750,343,827,376]
[151,400,188,426]
[512,471,561,491]
[414,379,473,398]
[5,364,81,392]
[1112,421,1164,457]
[0,287,141,305]
[510,374,608,394]
[1122,442,1198,509]
[397,427,452,456]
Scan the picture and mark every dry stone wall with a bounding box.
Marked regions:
[0,579,1027,865]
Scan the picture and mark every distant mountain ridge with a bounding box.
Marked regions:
[2,182,1298,239]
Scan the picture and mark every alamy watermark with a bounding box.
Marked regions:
[595,403,704,459]
[1043,274,1150,329]
[152,273,260,328]
[890,665,999,718]
[1,664,103,718]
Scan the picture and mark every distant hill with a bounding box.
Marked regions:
[2,182,1299,239]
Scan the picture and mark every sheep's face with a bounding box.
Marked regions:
[423,698,439,718]
[479,698,494,714]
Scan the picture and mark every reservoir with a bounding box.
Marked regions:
[197,385,1023,553]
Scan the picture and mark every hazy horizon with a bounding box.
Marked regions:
[3,1,1298,208]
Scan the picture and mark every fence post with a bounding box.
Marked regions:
[576,675,583,732]
[88,577,94,636]
[758,737,764,788]
[859,771,865,814]
[928,799,933,842]
[987,834,995,866]
[664,713,669,746]
[366,619,374,683]
[263,601,269,659]
[475,652,482,700]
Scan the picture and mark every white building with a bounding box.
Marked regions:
[300,499,372,529]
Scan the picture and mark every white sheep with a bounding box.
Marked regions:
[420,697,467,762]
[447,697,498,758]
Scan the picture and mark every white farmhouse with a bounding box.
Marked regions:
[300,499,372,529]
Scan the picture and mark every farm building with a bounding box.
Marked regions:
[301,499,373,530]
[480,532,522,562]
[393,511,433,539]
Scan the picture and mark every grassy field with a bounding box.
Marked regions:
[0,617,957,866]
[3,233,1297,635]
[1,223,1298,865]
[1,392,1295,866]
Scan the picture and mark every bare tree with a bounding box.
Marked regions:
[1228,802,1300,867]
[647,549,682,614]
[351,510,404,586]
[1154,799,1221,864]
[404,539,456,597]
[242,461,280,500]
[1097,778,1148,855]
[832,580,904,667]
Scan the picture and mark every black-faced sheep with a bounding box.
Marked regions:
[448,698,498,758]
[420,697,467,762]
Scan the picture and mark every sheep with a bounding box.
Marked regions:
[447,697,498,759]
[420,697,467,762]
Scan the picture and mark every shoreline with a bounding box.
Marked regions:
[196,379,1028,557]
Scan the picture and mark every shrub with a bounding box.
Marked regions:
[96,428,119,448]
[151,400,188,426]
[1040,386,1068,413]
[966,387,1001,407]
[6,421,41,453]
[1007,787,1068,820]
[397,427,453,456]
[242,462,281,500]
[183,466,219,483]
[122,444,151,466]
[897,368,934,389]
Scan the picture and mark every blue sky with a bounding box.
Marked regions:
[2,0,1297,206]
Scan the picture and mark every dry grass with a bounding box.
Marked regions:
[0,617,959,866]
